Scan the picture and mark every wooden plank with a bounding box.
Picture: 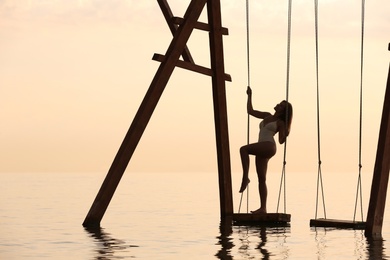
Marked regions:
[233,213,291,226]
[152,53,232,81]
[172,17,229,35]
[311,218,366,229]
[157,0,194,64]
[82,0,208,227]
[207,0,233,219]
[365,43,390,238]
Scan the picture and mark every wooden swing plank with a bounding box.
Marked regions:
[233,213,291,226]
[310,218,366,229]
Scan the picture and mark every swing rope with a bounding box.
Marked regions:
[353,0,365,223]
[238,0,251,214]
[276,0,293,214]
[313,0,327,220]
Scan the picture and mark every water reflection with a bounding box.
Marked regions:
[354,230,365,259]
[366,237,388,259]
[215,219,234,260]
[216,220,290,259]
[84,226,138,259]
[311,227,329,259]
[311,227,389,259]
[255,227,270,259]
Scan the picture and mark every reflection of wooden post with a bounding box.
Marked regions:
[83,0,233,227]
[365,43,390,238]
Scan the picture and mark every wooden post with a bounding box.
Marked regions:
[207,0,234,219]
[365,43,390,238]
[83,0,208,227]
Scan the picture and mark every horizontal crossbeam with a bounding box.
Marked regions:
[152,53,232,82]
[172,17,229,35]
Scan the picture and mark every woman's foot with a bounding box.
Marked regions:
[251,208,267,214]
[239,178,250,193]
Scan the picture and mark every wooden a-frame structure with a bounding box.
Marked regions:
[83,0,233,227]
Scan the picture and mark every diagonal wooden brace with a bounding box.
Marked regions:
[157,0,195,63]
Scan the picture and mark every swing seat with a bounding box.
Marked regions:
[233,213,291,226]
[310,218,365,229]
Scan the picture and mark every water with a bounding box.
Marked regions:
[1,171,389,259]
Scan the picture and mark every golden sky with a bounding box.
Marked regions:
[1,0,389,176]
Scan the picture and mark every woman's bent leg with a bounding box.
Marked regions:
[239,145,251,192]
[239,142,275,194]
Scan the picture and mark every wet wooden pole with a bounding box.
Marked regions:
[365,43,390,239]
[207,0,234,219]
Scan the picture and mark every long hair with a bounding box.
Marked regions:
[278,100,293,136]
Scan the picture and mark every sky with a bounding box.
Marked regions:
[1,0,389,179]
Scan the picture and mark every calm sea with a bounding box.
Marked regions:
[1,171,389,259]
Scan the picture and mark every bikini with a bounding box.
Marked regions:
[258,120,277,143]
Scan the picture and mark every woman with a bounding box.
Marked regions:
[239,86,293,214]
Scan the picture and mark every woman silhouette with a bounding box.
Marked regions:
[239,86,293,214]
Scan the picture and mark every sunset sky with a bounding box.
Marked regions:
[1,0,389,179]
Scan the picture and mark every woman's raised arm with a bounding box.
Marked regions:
[246,87,271,119]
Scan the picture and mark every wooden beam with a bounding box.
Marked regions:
[310,218,365,229]
[365,44,390,238]
[172,17,229,35]
[157,0,194,64]
[82,0,208,227]
[207,0,233,219]
[152,53,232,81]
